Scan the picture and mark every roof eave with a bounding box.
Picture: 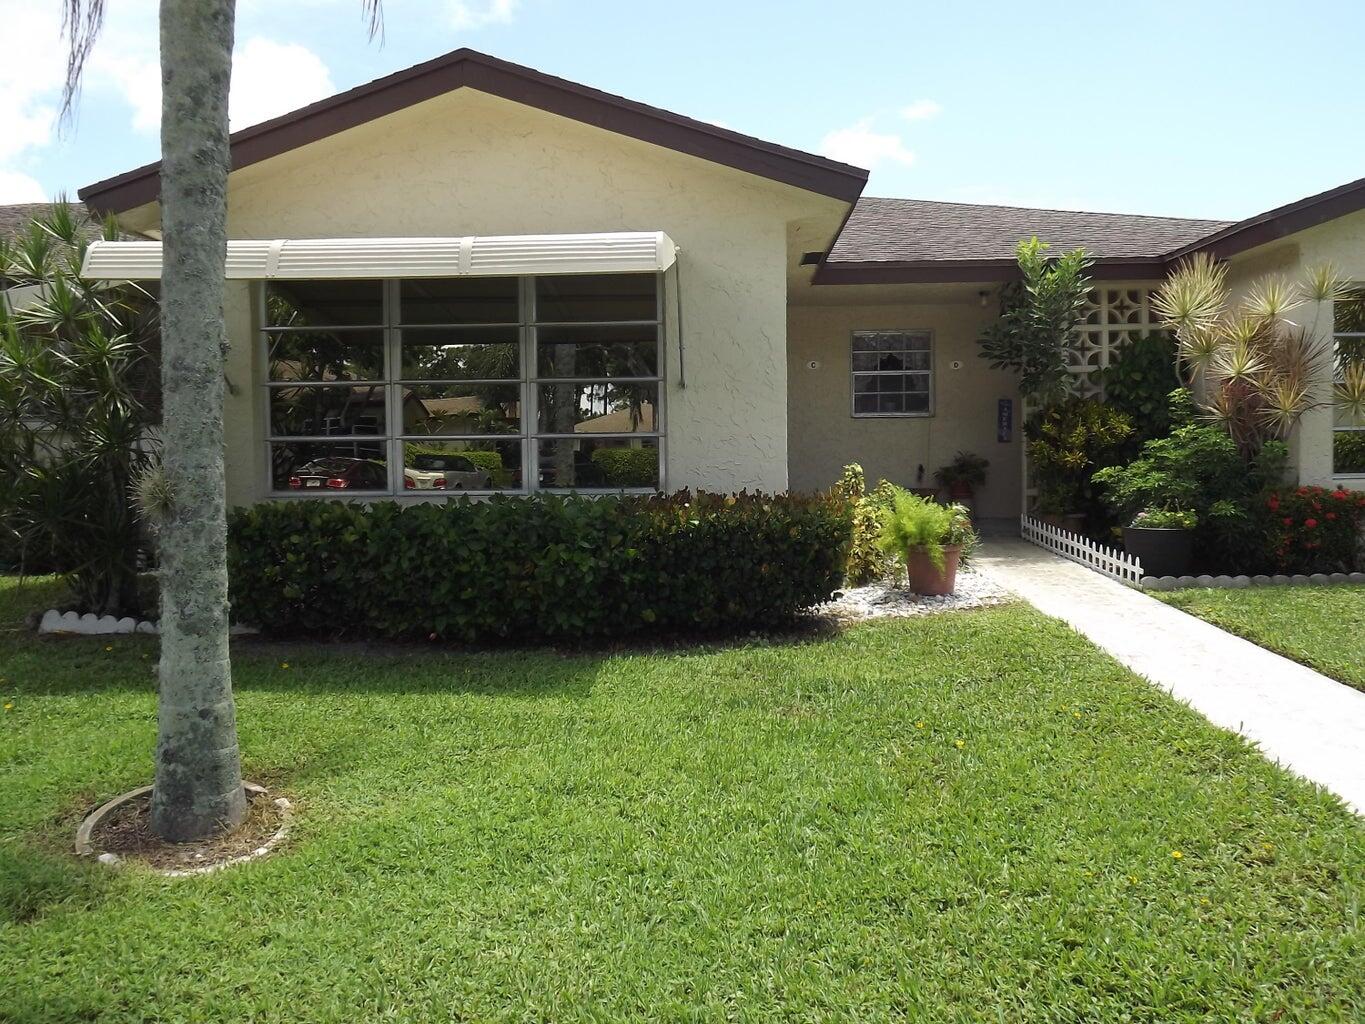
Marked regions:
[79,49,868,216]
[813,255,1171,286]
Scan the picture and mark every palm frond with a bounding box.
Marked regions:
[1301,262,1352,304]
[1153,252,1227,336]
[1243,274,1301,325]
[59,1,106,124]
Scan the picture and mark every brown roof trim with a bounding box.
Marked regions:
[813,255,1170,286]
[1167,175,1365,262]
[79,49,868,214]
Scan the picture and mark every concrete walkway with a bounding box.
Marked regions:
[975,537,1365,813]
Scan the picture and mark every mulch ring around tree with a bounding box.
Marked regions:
[76,783,293,876]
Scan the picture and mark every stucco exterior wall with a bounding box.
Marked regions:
[787,293,1024,518]
[1224,208,1365,487]
[194,88,837,505]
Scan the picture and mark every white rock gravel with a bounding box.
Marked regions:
[817,569,1012,622]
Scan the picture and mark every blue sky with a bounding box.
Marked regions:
[4,0,1363,220]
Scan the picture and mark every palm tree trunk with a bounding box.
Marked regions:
[149,0,246,842]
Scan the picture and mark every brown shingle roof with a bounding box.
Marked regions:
[827,197,1231,264]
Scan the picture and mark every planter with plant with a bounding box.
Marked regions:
[933,451,989,503]
[875,489,978,596]
[1121,507,1197,577]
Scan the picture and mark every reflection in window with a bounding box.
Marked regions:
[851,331,933,416]
[264,274,662,494]
[1334,287,1365,475]
[537,438,660,490]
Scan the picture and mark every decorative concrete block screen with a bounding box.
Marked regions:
[1020,514,1145,586]
[1066,287,1163,398]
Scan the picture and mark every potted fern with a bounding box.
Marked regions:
[876,489,978,596]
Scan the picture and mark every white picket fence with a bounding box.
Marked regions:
[1019,514,1145,586]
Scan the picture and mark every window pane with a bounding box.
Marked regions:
[402,440,522,492]
[400,327,520,380]
[536,324,658,378]
[1334,288,1365,334]
[271,443,387,492]
[400,278,518,325]
[266,280,383,328]
[535,273,657,323]
[269,384,387,437]
[537,381,658,433]
[537,437,660,489]
[851,349,930,372]
[401,383,521,435]
[268,329,385,381]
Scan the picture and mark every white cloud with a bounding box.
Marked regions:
[449,0,518,30]
[229,39,335,130]
[0,2,64,201]
[818,120,916,171]
[0,169,48,204]
[95,36,336,133]
[901,99,942,122]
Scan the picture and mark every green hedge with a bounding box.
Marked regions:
[227,492,852,641]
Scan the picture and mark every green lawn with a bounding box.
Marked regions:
[2,576,1363,1022]
[1160,585,1365,692]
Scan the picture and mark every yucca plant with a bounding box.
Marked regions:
[1153,253,1348,457]
[0,201,159,615]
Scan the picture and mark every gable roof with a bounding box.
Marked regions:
[78,49,868,215]
[819,197,1232,283]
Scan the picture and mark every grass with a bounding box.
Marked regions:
[1159,585,1365,692]
[2,575,1363,1022]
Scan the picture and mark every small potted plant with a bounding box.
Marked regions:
[934,451,990,503]
[1121,507,1196,577]
[876,489,979,596]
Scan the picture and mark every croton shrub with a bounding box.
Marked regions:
[1263,486,1365,574]
[227,491,852,641]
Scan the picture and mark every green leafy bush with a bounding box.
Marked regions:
[227,491,852,641]
[590,447,657,487]
[405,444,510,487]
[1103,335,1182,444]
[832,464,901,584]
[876,490,978,571]
[1264,486,1365,573]
[1025,398,1134,525]
[1093,423,1288,571]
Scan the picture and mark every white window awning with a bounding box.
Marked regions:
[81,231,678,281]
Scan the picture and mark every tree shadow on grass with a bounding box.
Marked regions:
[0,842,113,928]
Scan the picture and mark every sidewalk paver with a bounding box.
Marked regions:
[976,537,1365,813]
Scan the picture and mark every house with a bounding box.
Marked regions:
[74,48,1365,517]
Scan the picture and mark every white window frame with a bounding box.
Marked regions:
[1333,286,1365,481]
[850,329,934,419]
[259,273,666,497]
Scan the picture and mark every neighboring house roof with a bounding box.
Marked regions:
[819,198,1232,283]
[78,48,868,215]
[0,202,103,242]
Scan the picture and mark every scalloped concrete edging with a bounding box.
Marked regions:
[75,782,292,877]
[1140,571,1365,592]
[38,609,258,636]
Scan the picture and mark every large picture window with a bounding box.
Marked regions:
[263,274,663,494]
[851,330,933,417]
[1334,286,1365,477]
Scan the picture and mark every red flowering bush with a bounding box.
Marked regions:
[1263,486,1365,573]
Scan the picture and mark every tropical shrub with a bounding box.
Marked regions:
[1025,398,1134,524]
[1335,431,1365,475]
[933,451,989,494]
[832,463,901,584]
[227,491,853,641]
[978,238,1093,402]
[1153,254,1346,457]
[590,446,657,487]
[875,490,978,571]
[1103,334,1183,444]
[1093,421,1288,571]
[0,203,159,615]
[1263,486,1365,573]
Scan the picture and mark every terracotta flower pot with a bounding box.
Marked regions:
[905,544,961,597]
[946,481,974,501]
